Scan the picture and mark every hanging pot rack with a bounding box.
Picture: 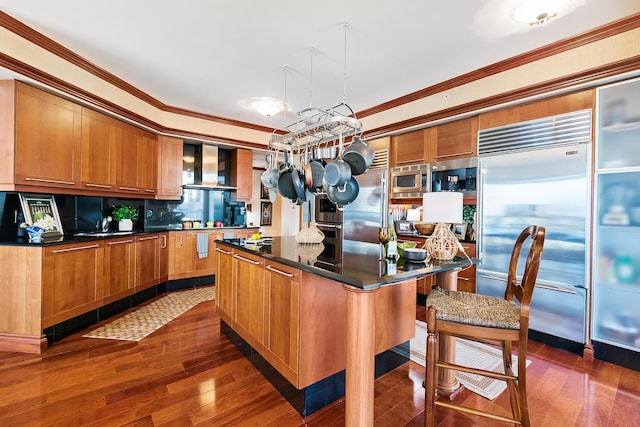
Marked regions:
[268,102,362,153]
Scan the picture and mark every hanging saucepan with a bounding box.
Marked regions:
[278,149,298,201]
[342,136,375,176]
[261,153,279,189]
[326,176,360,208]
[307,158,325,191]
[291,167,307,203]
[323,133,351,187]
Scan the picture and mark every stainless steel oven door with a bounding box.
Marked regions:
[314,222,343,269]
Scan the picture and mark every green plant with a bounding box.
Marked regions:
[463,204,476,224]
[112,205,138,222]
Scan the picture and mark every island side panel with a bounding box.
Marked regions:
[374,278,417,354]
[0,245,45,353]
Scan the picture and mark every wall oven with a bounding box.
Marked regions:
[391,163,430,198]
[313,194,343,270]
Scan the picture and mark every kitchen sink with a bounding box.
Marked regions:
[73,231,135,237]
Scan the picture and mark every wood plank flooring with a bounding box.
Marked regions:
[0,295,639,426]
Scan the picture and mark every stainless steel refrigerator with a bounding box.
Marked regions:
[343,166,388,245]
[476,110,592,345]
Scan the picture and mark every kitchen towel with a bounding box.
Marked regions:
[196,233,209,258]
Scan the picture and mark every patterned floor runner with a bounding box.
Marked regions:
[83,286,215,342]
[410,320,530,400]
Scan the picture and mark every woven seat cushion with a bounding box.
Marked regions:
[426,287,520,329]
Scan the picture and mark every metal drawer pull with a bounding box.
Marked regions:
[108,239,133,245]
[436,151,473,159]
[144,189,155,193]
[215,247,231,255]
[396,158,424,164]
[266,265,294,277]
[25,177,75,185]
[138,236,158,241]
[478,274,577,294]
[458,276,469,281]
[161,235,167,248]
[85,183,112,189]
[118,186,140,191]
[233,254,261,264]
[52,244,100,253]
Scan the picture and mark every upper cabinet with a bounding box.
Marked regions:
[81,107,119,192]
[478,89,594,131]
[116,123,157,196]
[230,148,253,201]
[156,136,183,200]
[435,116,478,161]
[0,80,83,191]
[391,129,435,167]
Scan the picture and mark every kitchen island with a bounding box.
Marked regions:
[215,237,473,424]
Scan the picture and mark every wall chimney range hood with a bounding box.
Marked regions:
[182,143,237,190]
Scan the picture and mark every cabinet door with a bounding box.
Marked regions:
[158,233,169,282]
[265,261,300,374]
[230,148,253,201]
[137,130,157,195]
[189,232,216,277]
[116,122,140,193]
[157,136,183,199]
[391,129,428,166]
[234,250,266,345]
[436,116,478,160]
[81,108,119,192]
[103,237,135,304]
[215,245,234,322]
[14,82,82,189]
[456,242,476,293]
[42,242,104,327]
[135,234,160,291]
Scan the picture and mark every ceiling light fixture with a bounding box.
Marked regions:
[510,0,573,26]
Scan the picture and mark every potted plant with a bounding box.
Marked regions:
[112,205,138,231]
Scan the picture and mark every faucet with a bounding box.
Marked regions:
[100,216,112,232]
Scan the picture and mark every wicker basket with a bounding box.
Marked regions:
[414,223,435,236]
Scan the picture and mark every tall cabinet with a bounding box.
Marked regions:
[592,77,640,369]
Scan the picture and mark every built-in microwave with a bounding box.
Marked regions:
[431,157,477,195]
[391,163,431,198]
[314,194,343,224]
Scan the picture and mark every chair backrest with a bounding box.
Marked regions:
[504,225,546,316]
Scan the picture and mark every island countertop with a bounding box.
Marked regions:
[217,236,474,290]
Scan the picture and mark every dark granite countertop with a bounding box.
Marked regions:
[217,236,474,290]
[0,225,259,247]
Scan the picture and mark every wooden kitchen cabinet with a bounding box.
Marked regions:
[456,241,476,293]
[42,241,104,328]
[0,81,83,191]
[116,123,157,196]
[156,135,183,200]
[264,261,300,381]
[168,231,217,280]
[230,148,253,201]
[102,236,136,305]
[80,108,119,192]
[215,245,234,324]
[435,116,478,161]
[391,128,435,166]
[233,250,266,346]
[135,234,161,292]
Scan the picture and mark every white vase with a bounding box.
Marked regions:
[118,219,133,231]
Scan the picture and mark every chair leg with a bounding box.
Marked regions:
[425,306,438,427]
[518,339,530,427]
[502,340,521,422]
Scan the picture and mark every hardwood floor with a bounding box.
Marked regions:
[0,295,639,426]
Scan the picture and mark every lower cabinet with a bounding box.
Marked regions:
[457,242,476,293]
[135,234,161,292]
[215,242,415,389]
[168,230,218,280]
[103,237,136,305]
[42,242,105,328]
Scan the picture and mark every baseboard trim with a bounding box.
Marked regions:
[0,332,48,354]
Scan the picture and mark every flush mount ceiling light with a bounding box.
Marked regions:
[510,0,574,26]
[239,96,285,118]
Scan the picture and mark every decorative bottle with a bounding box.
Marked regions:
[386,212,398,260]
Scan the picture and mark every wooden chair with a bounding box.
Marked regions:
[424,225,545,427]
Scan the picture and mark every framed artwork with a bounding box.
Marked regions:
[260,201,272,226]
[452,223,467,240]
[19,193,64,238]
[260,182,270,200]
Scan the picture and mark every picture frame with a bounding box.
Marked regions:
[19,193,64,238]
[260,182,270,200]
[260,201,272,226]
[452,223,467,241]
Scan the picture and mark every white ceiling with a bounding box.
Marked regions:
[0,0,639,130]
